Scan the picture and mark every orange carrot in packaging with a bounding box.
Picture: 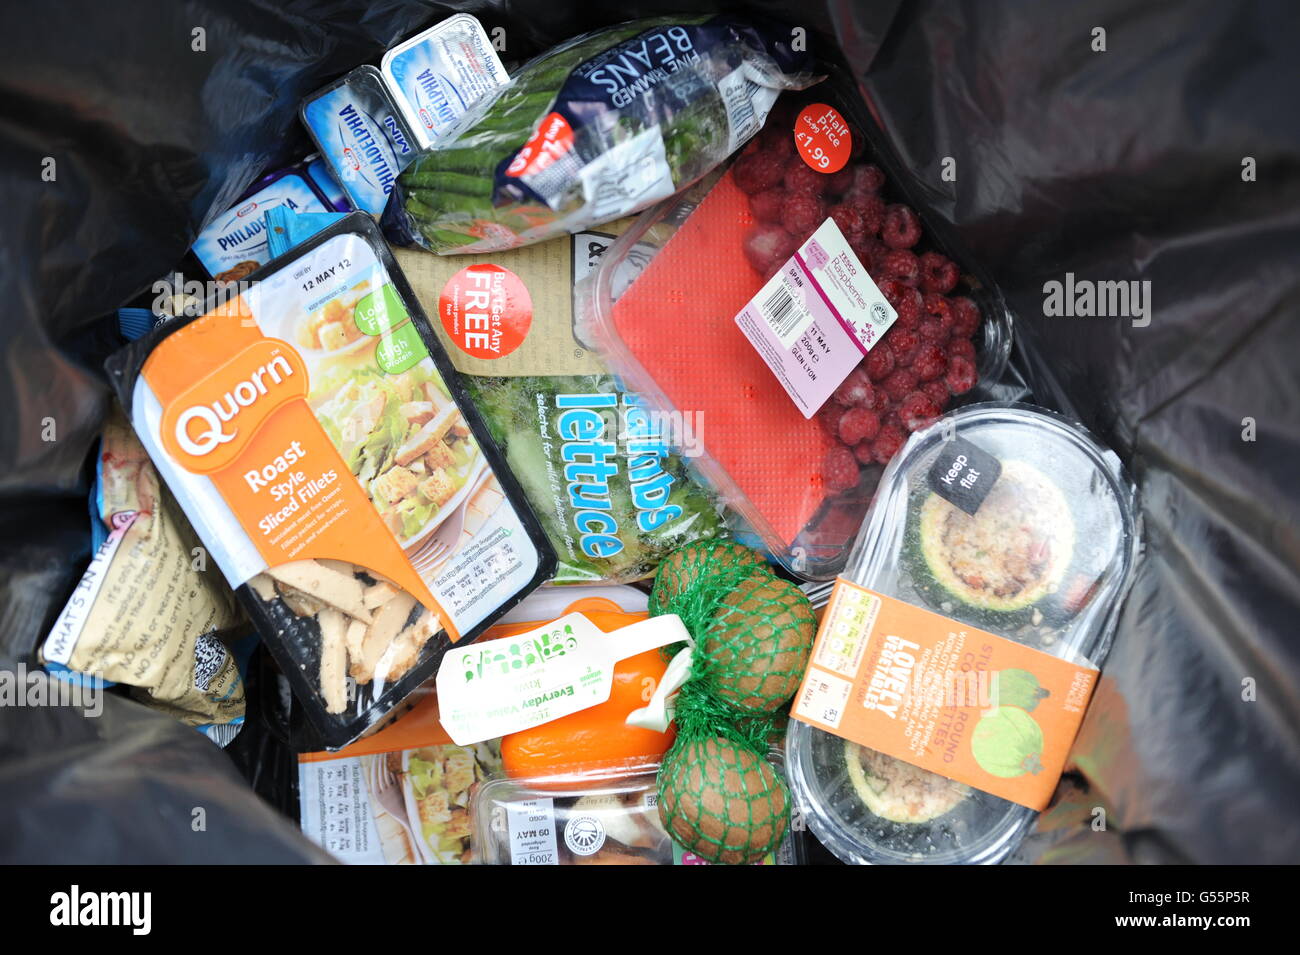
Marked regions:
[496,602,675,787]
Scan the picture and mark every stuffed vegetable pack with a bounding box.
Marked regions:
[386,15,819,254]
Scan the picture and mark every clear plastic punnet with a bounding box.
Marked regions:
[580,81,1015,581]
[472,752,803,865]
[786,403,1139,864]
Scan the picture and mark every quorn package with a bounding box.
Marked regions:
[785,404,1139,864]
[105,213,555,749]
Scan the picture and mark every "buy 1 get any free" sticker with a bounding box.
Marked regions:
[439,263,533,360]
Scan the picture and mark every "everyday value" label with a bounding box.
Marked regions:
[435,612,691,745]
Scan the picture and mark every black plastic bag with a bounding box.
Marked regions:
[1,0,1297,864]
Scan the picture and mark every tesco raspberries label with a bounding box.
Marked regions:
[735,217,896,418]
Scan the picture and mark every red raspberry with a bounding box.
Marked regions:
[848,240,874,271]
[847,124,865,159]
[881,204,922,249]
[828,203,865,239]
[923,293,954,335]
[866,343,895,381]
[850,193,885,234]
[871,424,906,465]
[881,367,919,401]
[749,188,787,224]
[849,164,886,195]
[946,356,977,394]
[837,406,881,445]
[918,252,960,294]
[733,153,786,194]
[877,278,907,308]
[742,223,796,275]
[892,286,923,327]
[823,446,860,492]
[784,162,828,196]
[882,325,920,364]
[826,165,857,195]
[920,379,951,407]
[899,392,942,432]
[918,319,949,344]
[759,115,797,156]
[881,249,920,287]
[851,238,886,272]
[832,366,874,406]
[868,386,891,412]
[912,343,948,381]
[949,296,981,338]
[782,191,827,238]
[853,441,877,465]
[947,337,976,362]
[815,403,840,438]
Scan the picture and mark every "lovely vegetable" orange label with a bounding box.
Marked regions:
[791,578,1098,811]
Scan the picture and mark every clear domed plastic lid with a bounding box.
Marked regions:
[787,402,1139,864]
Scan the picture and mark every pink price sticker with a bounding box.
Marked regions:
[734,218,897,418]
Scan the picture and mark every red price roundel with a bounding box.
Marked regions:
[506,112,574,179]
[794,103,852,174]
[439,264,532,360]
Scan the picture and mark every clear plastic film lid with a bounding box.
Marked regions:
[472,752,800,865]
[787,402,1139,864]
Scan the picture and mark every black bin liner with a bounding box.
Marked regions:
[1,0,1296,864]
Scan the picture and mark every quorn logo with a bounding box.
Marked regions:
[161,339,308,474]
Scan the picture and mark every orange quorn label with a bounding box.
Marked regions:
[141,289,454,638]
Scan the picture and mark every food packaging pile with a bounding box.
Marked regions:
[47,13,1141,865]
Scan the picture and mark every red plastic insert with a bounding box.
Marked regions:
[610,172,833,545]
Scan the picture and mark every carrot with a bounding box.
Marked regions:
[498,606,675,788]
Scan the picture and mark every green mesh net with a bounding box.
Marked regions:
[658,736,788,865]
[648,540,816,863]
[650,539,816,714]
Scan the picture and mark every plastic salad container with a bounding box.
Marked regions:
[580,78,1014,582]
[786,403,1139,864]
[472,755,803,865]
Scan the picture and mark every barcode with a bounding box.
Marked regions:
[764,282,802,340]
[193,631,228,692]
